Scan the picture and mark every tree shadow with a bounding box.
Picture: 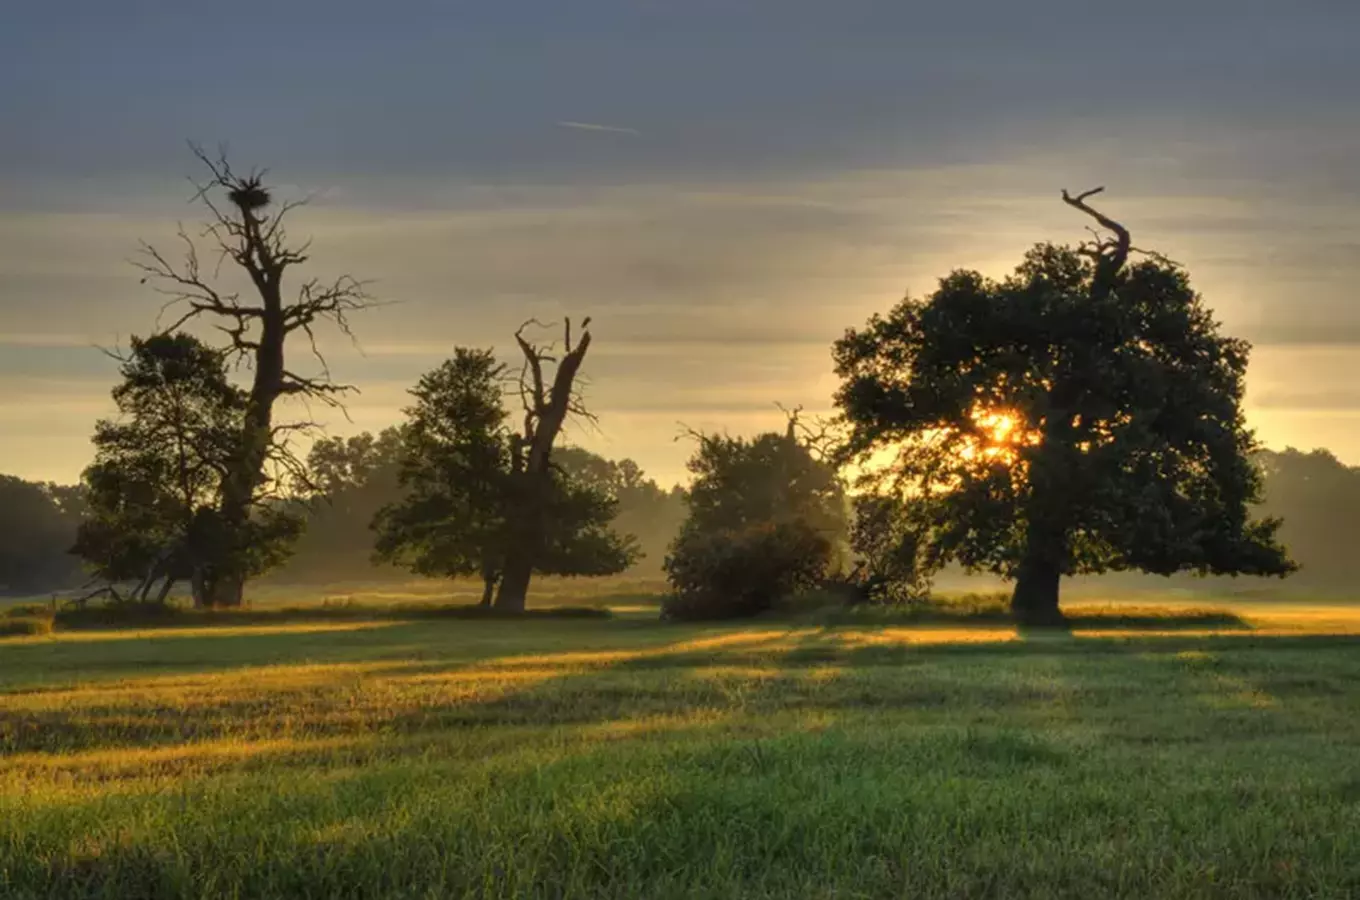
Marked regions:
[7,618,1358,758]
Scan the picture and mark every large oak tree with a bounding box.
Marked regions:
[834,189,1294,625]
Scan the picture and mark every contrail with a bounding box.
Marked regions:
[556,121,641,136]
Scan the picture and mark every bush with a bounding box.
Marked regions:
[55,601,184,630]
[662,520,832,620]
[0,616,53,637]
[4,602,53,619]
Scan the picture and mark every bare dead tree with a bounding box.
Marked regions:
[1061,186,1132,299]
[133,144,376,607]
[495,316,595,611]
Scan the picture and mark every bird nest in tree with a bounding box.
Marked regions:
[227,178,271,211]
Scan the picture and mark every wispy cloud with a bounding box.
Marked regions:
[555,121,641,136]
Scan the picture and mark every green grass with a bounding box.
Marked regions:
[3,588,1360,898]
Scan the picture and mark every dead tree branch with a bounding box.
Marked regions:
[1061,186,1131,290]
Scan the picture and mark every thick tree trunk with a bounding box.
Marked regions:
[495,556,532,613]
[207,307,285,609]
[494,318,595,614]
[201,572,245,608]
[1011,555,1064,628]
[495,476,545,613]
[1011,497,1069,628]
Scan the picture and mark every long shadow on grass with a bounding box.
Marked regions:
[0,627,797,754]
[7,622,1360,757]
[0,617,679,692]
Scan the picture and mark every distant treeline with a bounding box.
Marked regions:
[0,436,685,595]
[0,446,1353,597]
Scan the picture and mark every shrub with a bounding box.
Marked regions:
[662,520,832,620]
[4,602,53,618]
[54,601,185,630]
[0,616,53,637]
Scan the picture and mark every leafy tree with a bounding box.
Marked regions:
[681,424,847,544]
[73,333,302,606]
[844,494,932,604]
[374,346,637,607]
[0,477,84,595]
[1251,448,1360,588]
[552,446,688,571]
[274,428,406,582]
[133,147,375,606]
[496,317,614,611]
[833,188,1294,626]
[663,420,847,619]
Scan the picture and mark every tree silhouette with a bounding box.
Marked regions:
[133,145,375,606]
[373,341,636,608]
[663,417,848,620]
[496,317,605,611]
[834,189,1294,626]
[0,477,84,595]
[552,446,688,572]
[73,334,301,606]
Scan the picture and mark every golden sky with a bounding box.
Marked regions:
[3,3,1359,487]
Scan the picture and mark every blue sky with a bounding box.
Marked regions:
[3,1,1360,484]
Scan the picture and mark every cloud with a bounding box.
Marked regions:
[5,153,1360,484]
[555,121,641,136]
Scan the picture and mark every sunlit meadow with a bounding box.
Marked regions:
[3,580,1360,899]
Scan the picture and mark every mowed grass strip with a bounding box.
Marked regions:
[3,611,1360,898]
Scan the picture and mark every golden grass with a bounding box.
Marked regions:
[6,591,1360,898]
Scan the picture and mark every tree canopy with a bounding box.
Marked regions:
[833,191,1294,624]
[0,476,84,595]
[552,446,687,572]
[276,428,407,583]
[663,421,848,619]
[73,333,301,605]
[373,347,637,606]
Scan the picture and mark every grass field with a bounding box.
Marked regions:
[3,583,1360,898]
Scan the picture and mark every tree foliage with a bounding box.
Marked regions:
[373,347,637,606]
[275,428,406,582]
[663,520,831,620]
[1251,448,1360,588]
[0,477,84,595]
[73,333,301,605]
[662,423,847,620]
[833,190,1294,624]
[552,446,687,572]
[133,147,374,606]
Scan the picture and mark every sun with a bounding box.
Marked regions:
[961,406,1036,463]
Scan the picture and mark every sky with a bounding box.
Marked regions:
[3,1,1360,487]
